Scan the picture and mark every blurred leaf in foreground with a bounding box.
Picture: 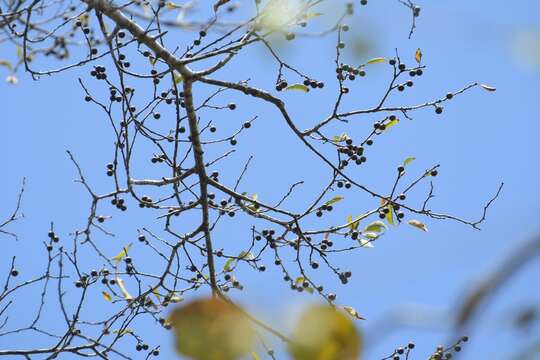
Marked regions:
[168,297,255,360]
[288,304,362,360]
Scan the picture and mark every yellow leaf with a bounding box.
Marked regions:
[115,277,133,300]
[386,204,395,226]
[166,1,181,9]
[385,118,399,130]
[347,215,361,231]
[152,287,161,302]
[367,57,386,64]
[403,156,416,166]
[252,351,262,360]
[343,306,366,320]
[415,48,422,64]
[169,297,255,360]
[289,304,362,360]
[112,243,132,263]
[102,291,112,302]
[407,219,428,232]
[304,12,323,21]
[325,196,344,206]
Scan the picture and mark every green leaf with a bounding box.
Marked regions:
[363,221,386,233]
[358,239,374,248]
[285,84,309,92]
[385,204,395,226]
[238,251,255,260]
[367,57,385,64]
[112,243,132,263]
[480,83,496,92]
[347,215,361,231]
[224,252,255,272]
[112,328,133,336]
[173,72,183,84]
[362,232,378,239]
[223,258,236,272]
[407,219,428,232]
[331,133,349,143]
[403,156,416,166]
[16,45,23,60]
[325,196,344,206]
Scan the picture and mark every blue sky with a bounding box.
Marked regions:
[1,0,539,359]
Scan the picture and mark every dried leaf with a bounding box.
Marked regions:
[480,83,496,92]
[415,48,422,64]
[0,60,13,71]
[5,74,18,85]
[213,0,230,12]
[407,219,428,232]
[102,291,112,302]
